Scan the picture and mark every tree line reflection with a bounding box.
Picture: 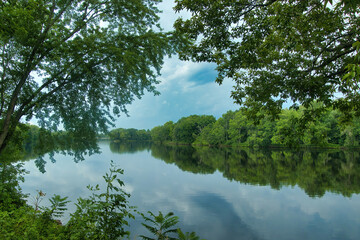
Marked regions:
[110,142,360,198]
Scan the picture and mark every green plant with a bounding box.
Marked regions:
[45,194,70,219]
[140,211,179,240]
[0,163,28,211]
[65,161,134,239]
[140,211,202,240]
[0,188,68,240]
[177,229,201,240]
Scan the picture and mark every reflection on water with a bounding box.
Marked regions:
[18,142,360,240]
[109,141,152,154]
[190,192,261,240]
[110,142,360,198]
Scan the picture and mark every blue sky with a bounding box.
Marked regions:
[114,1,239,130]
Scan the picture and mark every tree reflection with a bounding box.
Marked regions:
[112,142,360,198]
[0,129,100,173]
[6,136,360,198]
[109,141,151,154]
[151,144,216,174]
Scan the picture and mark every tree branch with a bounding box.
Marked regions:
[313,47,355,70]
[18,78,71,119]
[18,59,84,115]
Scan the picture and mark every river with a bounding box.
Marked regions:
[20,141,360,240]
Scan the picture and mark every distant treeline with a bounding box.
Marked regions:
[109,107,360,148]
[108,128,151,142]
[192,108,360,148]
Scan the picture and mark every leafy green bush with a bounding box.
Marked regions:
[0,161,201,240]
[65,161,134,239]
[140,211,202,240]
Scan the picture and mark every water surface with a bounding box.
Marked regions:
[20,142,360,240]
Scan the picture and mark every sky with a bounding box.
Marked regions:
[113,1,239,130]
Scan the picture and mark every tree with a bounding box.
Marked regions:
[228,110,252,146]
[194,111,235,146]
[150,121,174,143]
[174,0,360,122]
[172,115,215,144]
[271,109,303,147]
[109,128,151,142]
[0,0,185,153]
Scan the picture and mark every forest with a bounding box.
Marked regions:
[109,105,360,149]
[9,103,360,165]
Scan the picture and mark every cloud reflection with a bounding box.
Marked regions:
[188,191,262,240]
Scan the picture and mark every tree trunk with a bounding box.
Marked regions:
[0,109,14,153]
[0,83,24,154]
[0,115,22,154]
[0,122,11,154]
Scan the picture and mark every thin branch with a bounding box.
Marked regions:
[235,0,278,19]
[314,48,355,70]
[18,53,109,119]
[312,32,355,66]
[20,59,80,110]
[19,79,69,118]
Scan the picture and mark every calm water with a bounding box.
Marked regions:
[20,141,360,240]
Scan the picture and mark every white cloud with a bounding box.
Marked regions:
[115,53,239,129]
[113,1,239,130]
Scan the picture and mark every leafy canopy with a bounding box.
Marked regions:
[0,0,186,152]
[174,0,360,121]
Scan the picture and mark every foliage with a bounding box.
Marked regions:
[177,229,201,240]
[106,106,360,149]
[151,121,174,143]
[0,163,67,239]
[46,194,70,219]
[66,161,134,239]
[0,163,27,210]
[0,161,134,239]
[0,0,187,154]
[140,211,179,240]
[150,107,360,148]
[194,111,235,146]
[271,109,303,148]
[0,205,67,240]
[171,115,216,144]
[140,211,202,240]
[148,115,216,145]
[174,0,360,122]
[0,121,32,161]
[109,128,151,142]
